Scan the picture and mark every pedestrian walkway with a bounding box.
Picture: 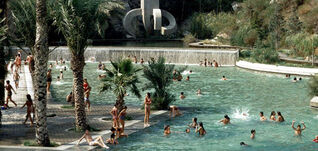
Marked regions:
[236,60,318,76]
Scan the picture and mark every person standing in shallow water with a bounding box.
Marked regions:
[270,111,276,121]
[144,92,152,127]
[276,111,285,122]
[110,104,119,128]
[118,106,127,133]
[83,78,91,111]
[259,112,267,121]
[292,120,306,136]
[46,69,52,92]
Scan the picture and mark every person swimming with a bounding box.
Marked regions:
[313,135,318,143]
[292,77,297,82]
[259,112,267,121]
[220,115,231,125]
[189,117,198,128]
[186,76,190,81]
[196,89,201,95]
[169,105,182,117]
[164,125,171,136]
[270,111,276,121]
[240,142,248,146]
[276,111,285,122]
[250,129,256,139]
[185,128,190,133]
[221,76,227,80]
[292,120,306,136]
[180,92,185,99]
[195,122,206,136]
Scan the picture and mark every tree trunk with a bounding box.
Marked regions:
[34,0,50,146]
[71,52,87,131]
[116,95,125,112]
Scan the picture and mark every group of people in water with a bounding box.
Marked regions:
[200,58,219,67]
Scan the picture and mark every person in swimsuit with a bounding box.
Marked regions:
[197,89,201,95]
[189,117,198,128]
[144,92,152,127]
[60,70,63,79]
[292,77,297,83]
[66,92,74,106]
[46,69,52,92]
[313,135,318,143]
[13,69,20,89]
[292,120,306,136]
[106,127,119,145]
[98,62,103,70]
[21,94,35,126]
[118,106,127,133]
[15,54,22,73]
[110,104,119,128]
[220,115,231,125]
[250,129,256,139]
[77,129,109,149]
[195,122,206,136]
[5,80,17,107]
[164,125,171,136]
[169,105,182,118]
[276,111,285,122]
[185,128,190,133]
[221,76,227,81]
[186,76,190,81]
[259,112,267,121]
[213,60,219,68]
[83,78,91,111]
[133,56,138,64]
[270,111,276,121]
[179,92,185,99]
[240,142,248,146]
[116,127,128,138]
[140,58,144,64]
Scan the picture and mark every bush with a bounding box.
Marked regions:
[252,48,279,63]
[189,13,214,39]
[239,49,252,58]
[309,74,318,96]
[183,34,197,45]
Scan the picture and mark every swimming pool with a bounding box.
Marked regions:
[50,62,318,151]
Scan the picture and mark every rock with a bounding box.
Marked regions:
[310,96,318,108]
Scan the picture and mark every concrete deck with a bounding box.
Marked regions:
[0,63,169,150]
[236,60,318,76]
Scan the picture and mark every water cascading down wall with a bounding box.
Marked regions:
[49,47,239,66]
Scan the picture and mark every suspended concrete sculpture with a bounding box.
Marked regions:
[123,0,177,36]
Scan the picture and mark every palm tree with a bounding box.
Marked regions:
[33,0,50,146]
[142,57,176,110]
[54,0,124,131]
[100,59,142,111]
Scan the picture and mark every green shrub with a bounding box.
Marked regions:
[252,48,279,63]
[189,13,214,39]
[309,74,318,96]
[240,49,252,58]
[183,34,197,45]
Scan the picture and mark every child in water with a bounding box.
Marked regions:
[250,129,256,139]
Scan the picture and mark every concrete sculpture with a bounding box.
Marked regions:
[123,0,177,36]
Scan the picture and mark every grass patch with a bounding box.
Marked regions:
[240,57,317,68]
[60,105,74,109]
[23,141,59,147]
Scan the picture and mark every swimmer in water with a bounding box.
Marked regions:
[219,115,231,125]
[169,105,182,118]
[240,142,248,146]
[189,70,192,73]
[186,76,190,81]
[195,122,206,136]
[196,89,201,95]
[185,128,190,133]
[189,117,198,128]
[250,129,256,139]
[313,135,318,143]
[276,111,285,122]
[221,76,227,81]
[180,92,185,99]
[57,76,60,82]
[270,111,276,121]
[292,77,297,82]
[164,125,171,136]
[259,112,267,121]
[292,120,306,136]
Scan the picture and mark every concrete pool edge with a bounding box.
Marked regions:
[236,60,318,76]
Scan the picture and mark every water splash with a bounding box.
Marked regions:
[231,108,251,121]
[181,70,194,75]
[55,65,68,69]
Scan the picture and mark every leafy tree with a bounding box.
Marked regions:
[268,2,285,50]
[100,59,141,111]
[285,7,302,35]
[0,19,7,127]
[142,57,176,110]
[54,0,123,131]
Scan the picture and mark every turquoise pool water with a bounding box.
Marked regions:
[50,62,318,151]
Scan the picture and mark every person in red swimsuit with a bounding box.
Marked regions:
[83,78,91,111]
[313,135,318,143]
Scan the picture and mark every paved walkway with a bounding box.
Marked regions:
[0,63,168,150]
[236,60,318,76]
[279,52,318,65]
